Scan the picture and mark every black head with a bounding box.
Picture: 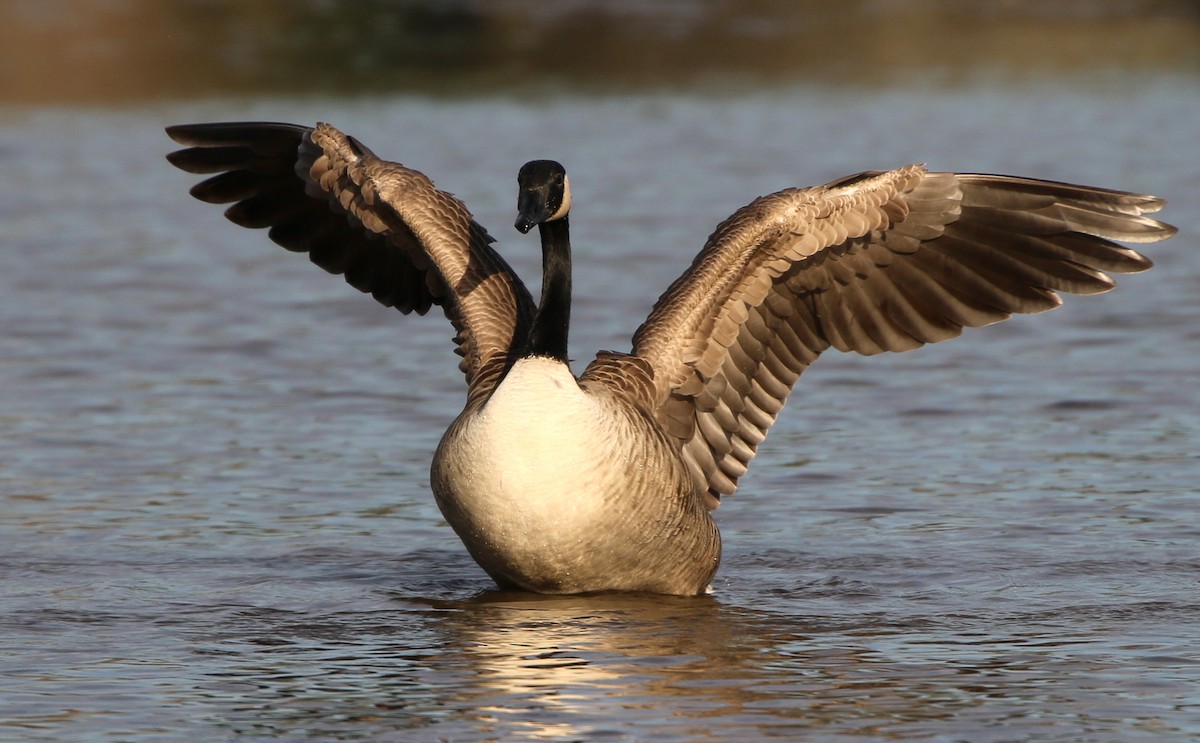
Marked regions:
[514,160,571,234]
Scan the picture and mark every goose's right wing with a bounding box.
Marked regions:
[166,122,534,403]
[625,165,1175,509]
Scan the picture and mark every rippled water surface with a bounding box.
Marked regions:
[2,76,1199,740]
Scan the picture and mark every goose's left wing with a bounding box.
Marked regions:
[618,165,1175,509]
[166,122,534,403]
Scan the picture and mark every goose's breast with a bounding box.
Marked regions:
[432,359,625,537]
[429,357,711,592]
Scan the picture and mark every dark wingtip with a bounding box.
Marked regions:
[165,123,216,147]
[163,121,311,153]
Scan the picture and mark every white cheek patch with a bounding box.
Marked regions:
[548,174,572,221]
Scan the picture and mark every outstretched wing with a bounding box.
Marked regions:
[166,121,535,403]
[622,165,1175,508]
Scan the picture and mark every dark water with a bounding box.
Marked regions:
[2,24,1200,742]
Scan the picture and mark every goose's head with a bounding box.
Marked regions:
[514,160,571,234]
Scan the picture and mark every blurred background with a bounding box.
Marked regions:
[3,0,1197,103]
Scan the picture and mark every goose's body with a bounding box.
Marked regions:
[166,121,1176,595]
[433,356,718,594]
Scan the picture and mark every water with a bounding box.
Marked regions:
[2,75,1200,741]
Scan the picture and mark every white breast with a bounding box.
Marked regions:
[432,357,614,556]
[474,357,603,501]
[431,356,720,594]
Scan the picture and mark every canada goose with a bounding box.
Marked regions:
[166,121,1176,596]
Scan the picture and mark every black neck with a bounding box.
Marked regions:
[526,217,572,360]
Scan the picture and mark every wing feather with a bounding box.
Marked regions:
[621,165,1175,506]
[166,121,535,401]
